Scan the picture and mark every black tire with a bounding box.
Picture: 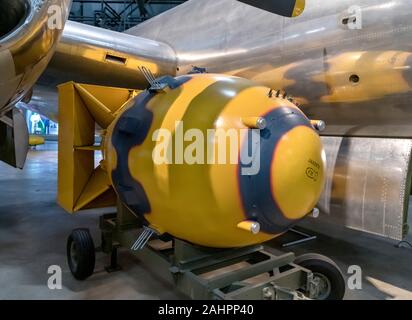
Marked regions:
[67,229,96,281]
[294,253,346,300]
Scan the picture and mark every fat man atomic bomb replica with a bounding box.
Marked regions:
[58,73,346,300]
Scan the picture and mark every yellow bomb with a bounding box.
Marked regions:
[104,74,326,248]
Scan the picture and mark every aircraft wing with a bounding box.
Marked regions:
[38,0,305,92]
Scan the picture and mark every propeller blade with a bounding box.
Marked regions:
[238,0,305,17]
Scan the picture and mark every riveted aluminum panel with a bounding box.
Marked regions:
[317,137,412,240]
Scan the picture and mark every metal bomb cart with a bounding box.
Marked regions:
[58,76,346,300]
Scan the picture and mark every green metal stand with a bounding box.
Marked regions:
[99,203,318,300]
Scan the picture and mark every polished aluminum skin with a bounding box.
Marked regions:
[40,21,177,90]
[0,0,71,116]
[318,137,412,240]
[128,0,412,138]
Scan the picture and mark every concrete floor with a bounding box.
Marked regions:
[0,142,412,300]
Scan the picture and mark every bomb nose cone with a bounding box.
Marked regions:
[270,125,325,220]
[238,106,326,235]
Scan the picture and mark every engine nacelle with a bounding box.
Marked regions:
[104,74,326,248]
[0,0,71,115]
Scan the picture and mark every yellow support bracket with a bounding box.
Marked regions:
[57,81,141,213]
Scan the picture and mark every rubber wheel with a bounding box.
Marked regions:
[294,253,346,300]
[67,229,96,281]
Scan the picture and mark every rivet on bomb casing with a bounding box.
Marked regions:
[309,207,320,219]
[310,120,326,132]
[242,117,267,130]
[237,221,261,234]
